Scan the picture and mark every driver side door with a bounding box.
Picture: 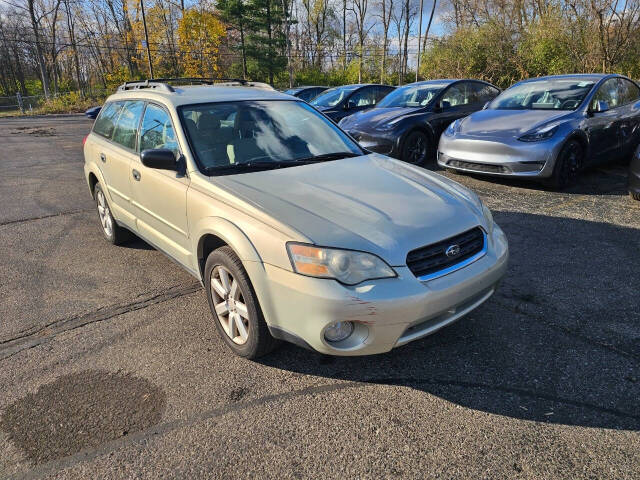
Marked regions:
[430,83,477,138]
[585,78,622,163]
[129,102,193,270]
[342,87,378,120]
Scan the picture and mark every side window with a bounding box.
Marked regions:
[592,78,620,109]
[140,104,179,155]
[618,78,640,105]
[469,83,499,104]
[441,84,470,107]
[375,86,393,102]
[299,90,315,102]
[93,102,123,139]
[111,100,144,149]
[348,87,376,108]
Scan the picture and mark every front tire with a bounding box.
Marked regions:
[94,183,132,245]
[401,131,430,165]
[549,139,583,190]
[204,246,278,359]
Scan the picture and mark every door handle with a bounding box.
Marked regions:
[100,153,106,163]
[132,169,141,181]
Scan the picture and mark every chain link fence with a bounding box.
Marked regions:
[0,90,110,115]
[0,93,45,114]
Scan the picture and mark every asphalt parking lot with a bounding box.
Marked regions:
[0,114,639,479]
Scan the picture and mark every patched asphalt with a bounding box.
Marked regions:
[0,115,638,479]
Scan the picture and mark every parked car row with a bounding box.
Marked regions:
[284,74,640,194]
[84,72,639,360]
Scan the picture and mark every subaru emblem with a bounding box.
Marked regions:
[445,244,461,258]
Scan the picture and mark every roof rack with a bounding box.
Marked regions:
[117,79,175,92]
[117,77,275,93]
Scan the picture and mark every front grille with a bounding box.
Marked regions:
[406,227,485,279]
[447,159,507,174]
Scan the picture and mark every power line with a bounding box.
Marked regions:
[1,36,426,58]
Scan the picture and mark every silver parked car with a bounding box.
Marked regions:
[438,74,640,188]
[83,79,508,358]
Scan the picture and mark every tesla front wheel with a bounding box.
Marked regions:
[401,131,429,165]
[204,246,278,359]
[549,140,583,189]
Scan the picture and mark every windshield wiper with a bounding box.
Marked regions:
[293,151,361,163]
[205,160,292,175]
[204,152,361,176]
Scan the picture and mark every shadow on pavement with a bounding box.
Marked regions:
[259,211,640,431]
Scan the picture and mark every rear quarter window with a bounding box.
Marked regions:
[93,102,122,139]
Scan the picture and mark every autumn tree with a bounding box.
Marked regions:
[178,7,226,77]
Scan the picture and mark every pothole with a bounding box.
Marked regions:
[10,127,56,136]
[1,370,166,464]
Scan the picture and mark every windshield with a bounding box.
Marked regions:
[490,79,595,110]
[180,100,362,174]
[311,87,355,107]
[377,83,448,108]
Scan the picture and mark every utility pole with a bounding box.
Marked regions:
[140,0,154,79]
[416,0,424,82]
[282,0,293,88]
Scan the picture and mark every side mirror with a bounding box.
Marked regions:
[593,100,609,113]
[140,149,178,171]
[345,100,356,110]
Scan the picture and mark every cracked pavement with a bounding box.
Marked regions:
[0,114,639,479]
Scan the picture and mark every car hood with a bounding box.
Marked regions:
[340,107,419,130]
[211,155,484,266]
[459,109,572,140]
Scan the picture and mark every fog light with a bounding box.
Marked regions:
[324,322,354,342]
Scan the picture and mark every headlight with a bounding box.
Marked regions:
[518,124,558,142]
[287,243,396,285]
[443,119,461,137]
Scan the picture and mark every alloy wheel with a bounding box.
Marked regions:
[96,189,113,237]
[406,133,428,164]
[210,265,250,345]
[566,143,581,178]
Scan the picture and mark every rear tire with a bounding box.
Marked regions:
[94,183,133,245]
[548,139,583,190]
[204,246,279,359]
[401,131,430,165]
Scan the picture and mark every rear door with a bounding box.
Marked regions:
[90,100,144,229]
[129,102,192,268]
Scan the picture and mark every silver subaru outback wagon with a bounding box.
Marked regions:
[83,79,508,359]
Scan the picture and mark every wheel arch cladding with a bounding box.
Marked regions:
[88,172,98,198]
[195,217,262,281]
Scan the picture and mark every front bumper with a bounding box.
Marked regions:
[437,134,566,178]
[250,224,508,356]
